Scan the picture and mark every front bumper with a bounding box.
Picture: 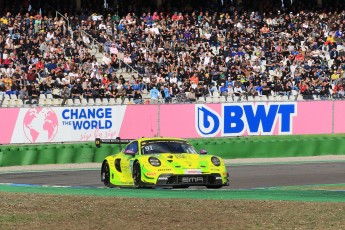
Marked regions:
[155,173,228,187]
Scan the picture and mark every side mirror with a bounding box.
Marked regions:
[124,149,136,157]
[200,149,207,155]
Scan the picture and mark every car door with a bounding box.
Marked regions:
[120,141,139,185]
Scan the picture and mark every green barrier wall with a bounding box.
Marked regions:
[1,135,345,167]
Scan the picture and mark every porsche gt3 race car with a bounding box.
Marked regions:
[96,137,229,189]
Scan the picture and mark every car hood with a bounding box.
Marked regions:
[151,153,209,169]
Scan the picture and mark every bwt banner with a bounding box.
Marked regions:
[159,101,334,138]
[195,103,297,137]
[0,101,343,144]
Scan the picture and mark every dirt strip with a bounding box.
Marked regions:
[0,155,344,172]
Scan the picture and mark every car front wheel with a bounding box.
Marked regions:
[101,161,111,187]
[133,162,144,188]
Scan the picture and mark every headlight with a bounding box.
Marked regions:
[211,156,221,166]
[148,157,161,166]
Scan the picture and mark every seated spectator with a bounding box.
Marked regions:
[71,85,82,102]
[27,82,40,104]
[160,84,171,103]
[219,83,229,100]
[234,84,244,101]
[117,85,127,104]
[83,86,93,101]
[126,85,134,102]
[109,85,118,99]
[39,81,52,95]
[91,85,101,99]
[170,83,180,98]
[150,86,159,103]
[332,82,344,99]
[302,84,314,100]
[60,85,70,106]
[133,90,143,104]
[19,85,29,104]
[319,86,330,100]
[187,88,196,103]
[261,82,271,97]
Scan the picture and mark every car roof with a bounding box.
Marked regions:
[137,137,187,142]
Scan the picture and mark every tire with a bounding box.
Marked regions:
[206,185,222,189]
[133,161,144,188]
[101,161,111,187]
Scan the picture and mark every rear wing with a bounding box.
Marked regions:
[95,137,133,148]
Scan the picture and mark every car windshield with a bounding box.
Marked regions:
[141,140,198,155]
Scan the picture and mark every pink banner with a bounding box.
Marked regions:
[0,101,343,144]
[119,105,158,139]
[0,108,20,144]
[293,101,332,135]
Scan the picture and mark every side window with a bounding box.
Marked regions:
[125,141,138,154]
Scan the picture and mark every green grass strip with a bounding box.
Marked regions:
[0,184,344,203]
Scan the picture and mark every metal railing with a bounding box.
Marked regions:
[56,11,70,31]
[78,29,142,77]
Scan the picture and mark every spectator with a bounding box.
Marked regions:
[117,85,126,104]
[149,86,159,103]
[234,84,244,101]
[133,90,143,104]
[161,84,171,103]
[91,85,101,99]
[71,85,82,102]
[19,85,29,104]
[83,85,93,101]
[27,82,40,104]
[60,85,71,106]
[187,88,196,103]
[39,81,52,95]
[126,85,134,102]
[219,83,228,100]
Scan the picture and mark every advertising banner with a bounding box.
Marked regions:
[0,101,343,144]
[0,105,158,144]
[160,101,333,138]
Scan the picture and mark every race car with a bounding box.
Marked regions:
[96,137,229,189]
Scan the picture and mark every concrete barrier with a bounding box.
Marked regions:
[0,135,345,167]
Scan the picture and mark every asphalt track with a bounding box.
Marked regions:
[0,162,344,189]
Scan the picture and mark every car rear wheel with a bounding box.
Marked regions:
[133,162,144,188]
[101,161,111,187]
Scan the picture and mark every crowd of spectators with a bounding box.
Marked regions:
[1,4,345,106]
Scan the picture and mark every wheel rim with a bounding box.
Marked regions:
[133,163,141,186]
[103,163,110,186]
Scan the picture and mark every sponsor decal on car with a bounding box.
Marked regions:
[181,177,204,183]
[184,169,202,174]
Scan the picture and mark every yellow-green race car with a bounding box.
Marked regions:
[96,137,229,189]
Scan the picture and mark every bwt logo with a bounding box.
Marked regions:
[195,103,297,137]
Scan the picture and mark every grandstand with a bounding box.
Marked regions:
[1,0,345,107]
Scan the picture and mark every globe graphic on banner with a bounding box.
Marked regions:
[23,108,59,143]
